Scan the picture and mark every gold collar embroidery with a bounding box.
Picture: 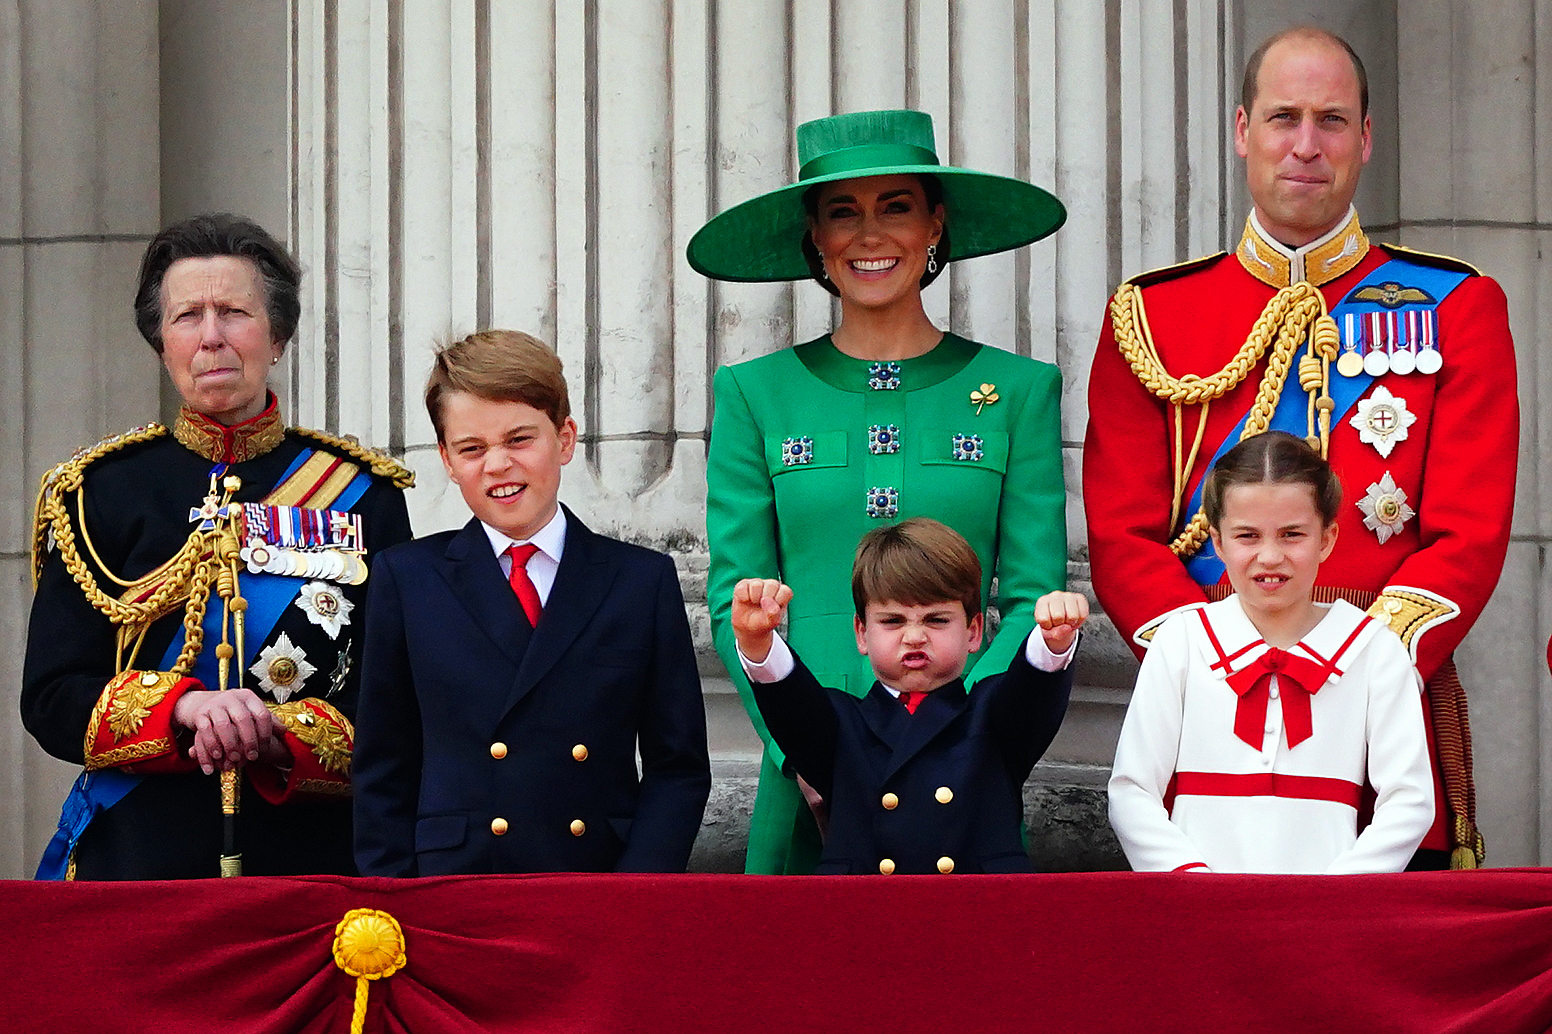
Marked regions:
[173,395,286,463]
[1235,207,1368,288]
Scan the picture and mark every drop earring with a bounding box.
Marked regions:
[926,244,938,275]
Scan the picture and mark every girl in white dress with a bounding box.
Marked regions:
[1108,431,1433,873]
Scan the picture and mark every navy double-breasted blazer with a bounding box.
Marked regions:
[752,642,1071,874]
[353,507,710,875]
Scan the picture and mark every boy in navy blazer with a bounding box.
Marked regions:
[732,518,1085,874]
[353,330,710,875]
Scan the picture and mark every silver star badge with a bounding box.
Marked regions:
[250,633,317,703]
[296,580,354,639]
[1349,386,1416,459]
[1357,472,1416,545]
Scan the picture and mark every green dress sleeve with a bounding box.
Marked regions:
[705,363,788,770]
[963,359,1067,688]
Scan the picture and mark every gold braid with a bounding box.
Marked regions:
[1111,280,1340,558]
[289,427,416,489]
[32,423,227,678]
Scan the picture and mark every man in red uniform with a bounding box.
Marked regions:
[1084,26,1518,868]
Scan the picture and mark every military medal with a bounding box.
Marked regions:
[1337,314,1365,377]
[1357,472,1416,544]
[1362,312,1390,376]
[1415,309,1442,374]
[1389,311,1418,375]
[297,579,354,639]
[1349,386,1416,458]
[250,633,317,703]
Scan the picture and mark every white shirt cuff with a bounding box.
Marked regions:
[738,632,796,683]
[1025,629,1079,672]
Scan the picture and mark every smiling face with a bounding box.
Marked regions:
[159,256,282,425]
[1209,482,1338,643]
[1235,34,1371,247]
[809,173,944,314]
[854,598,983,695]
[438,391,577,541]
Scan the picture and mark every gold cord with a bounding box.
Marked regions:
[1111,280,1339,558]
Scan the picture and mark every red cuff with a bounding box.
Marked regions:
[249,699,354,804]
[84,671,202,774]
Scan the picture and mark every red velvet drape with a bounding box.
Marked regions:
[3,871,1551,1033]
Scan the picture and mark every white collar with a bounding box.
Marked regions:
[479,505,568,565]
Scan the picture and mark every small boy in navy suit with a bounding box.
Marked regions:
[732,518,1085,874]
[353,330,710,875]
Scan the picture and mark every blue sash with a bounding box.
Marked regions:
[1181,256,1469,587]
[35,450,373,878]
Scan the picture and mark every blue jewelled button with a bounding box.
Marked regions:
[781,436,814,466]
[868,424,901,455]
[865,486,900,519]
[867,362,902,391]
[951,433,984,462]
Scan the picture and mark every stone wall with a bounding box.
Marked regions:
[1,0,1547,878]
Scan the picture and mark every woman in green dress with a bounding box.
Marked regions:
[690,109,1069,873]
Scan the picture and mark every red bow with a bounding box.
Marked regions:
[1225,647,1332,750]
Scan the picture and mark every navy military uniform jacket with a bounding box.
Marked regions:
[22,406,413,880]
[352,506,711,875]
[752,642,1072,874]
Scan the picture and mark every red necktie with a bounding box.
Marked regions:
[899,691,928,714]
[506,543,542,627]
[1225,647,1333,749]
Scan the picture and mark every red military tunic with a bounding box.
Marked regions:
[1084,208,1518,858]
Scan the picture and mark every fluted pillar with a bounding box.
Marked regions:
[0,0,161,877]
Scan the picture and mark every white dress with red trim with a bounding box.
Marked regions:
[1108,596,1434,874]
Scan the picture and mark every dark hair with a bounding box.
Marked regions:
[1202,431,1342,529]
[852,517,981,621]
[133,213,302,354]
[800,173,950,297]
[425,329,571,443]
[1241,26,1369,120]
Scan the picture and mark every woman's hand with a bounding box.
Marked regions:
[172,688,287,775]
[731,578,794,663]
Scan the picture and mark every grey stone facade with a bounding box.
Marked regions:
[2,0,1547,877]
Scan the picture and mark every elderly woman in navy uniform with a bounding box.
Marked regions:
[690,110,1070,874]
[22,214,413,879]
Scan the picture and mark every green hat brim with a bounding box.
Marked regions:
[687,164,1066,283]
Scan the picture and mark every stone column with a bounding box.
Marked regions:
[0,0,161,877]
[1395,0,1552,867]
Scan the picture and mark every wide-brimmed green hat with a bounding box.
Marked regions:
[687,109,1066,283]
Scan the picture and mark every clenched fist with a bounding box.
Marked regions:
[730,578,794,663]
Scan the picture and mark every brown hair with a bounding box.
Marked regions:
[425,330,571,442]
[134,213,301,355]
[801,174,950,297]
[1241,26,1369,120]
[851,517,982,620]
[1202,431,1342,529]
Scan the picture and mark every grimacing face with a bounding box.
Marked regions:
[1235,35,1371,247]
[437,391,577,542]
[158,255,282,426]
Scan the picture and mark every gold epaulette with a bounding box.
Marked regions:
[32,424,168,589]
[290,427,416,489]
[1379,243,1482,278]
[1124,251,1228,289]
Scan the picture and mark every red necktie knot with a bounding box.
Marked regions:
[506,543,543,627]
[899,691,928,714]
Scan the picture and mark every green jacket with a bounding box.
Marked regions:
[707,333,1067,873]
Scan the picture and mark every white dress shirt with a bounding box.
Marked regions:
[479,505,568,605]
